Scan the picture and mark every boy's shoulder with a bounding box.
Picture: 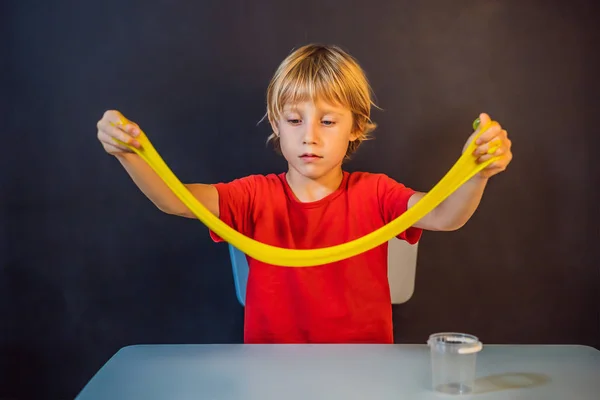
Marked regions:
[226,172,285,186]
[346,171,403,187]
[215,173,287,194]
[219,172,283,183]
[346,171,415,199]
[347,170,389,181]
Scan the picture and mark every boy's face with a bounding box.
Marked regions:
[274,99,358,181]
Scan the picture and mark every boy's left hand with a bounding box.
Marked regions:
[463,113,513,179]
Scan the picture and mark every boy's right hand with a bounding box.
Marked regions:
[97,110,142,155]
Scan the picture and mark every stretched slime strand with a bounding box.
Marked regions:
[112,118,496,267]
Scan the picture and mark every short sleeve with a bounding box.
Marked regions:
[209,175,258,243]
[377,174,423,244]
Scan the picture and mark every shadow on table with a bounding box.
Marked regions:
[473,372,551,394]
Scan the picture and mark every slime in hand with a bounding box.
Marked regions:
[112,118,498,267]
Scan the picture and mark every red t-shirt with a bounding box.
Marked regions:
[209,170,422,344]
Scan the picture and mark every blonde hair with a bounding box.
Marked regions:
[264,44,377,159]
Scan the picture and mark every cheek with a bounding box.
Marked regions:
[329,130,353,153]
[278,133,295,156]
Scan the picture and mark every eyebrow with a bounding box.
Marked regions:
[321,110,344,116]
[282,107,345,116]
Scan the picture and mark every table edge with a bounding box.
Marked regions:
[114,343,600,354]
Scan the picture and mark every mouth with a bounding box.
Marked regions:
[299,153,323,160]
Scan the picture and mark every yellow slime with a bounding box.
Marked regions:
[114,118,499,267]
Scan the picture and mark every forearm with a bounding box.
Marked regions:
[115,153,217,217]
[431,175,488,230]
[410,175,488,231]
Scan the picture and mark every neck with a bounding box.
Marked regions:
[286,166,344,203]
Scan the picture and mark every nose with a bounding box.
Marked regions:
[302,120,319,145]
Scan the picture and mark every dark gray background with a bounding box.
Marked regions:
[2,0,598,398]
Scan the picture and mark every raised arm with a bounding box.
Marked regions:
[96,110,219,218]
[409,113,513,231]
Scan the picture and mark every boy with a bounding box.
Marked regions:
[96,44,512,344]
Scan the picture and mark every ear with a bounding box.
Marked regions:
[349,129,361,142]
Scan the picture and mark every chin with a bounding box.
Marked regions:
[292,163,335,180]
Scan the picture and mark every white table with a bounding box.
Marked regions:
[75,344,600,399]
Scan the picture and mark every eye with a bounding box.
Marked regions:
[287,119,301,125]
[322,120,336,126]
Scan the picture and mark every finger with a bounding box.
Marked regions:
[102,133,132,152]
[504,133,512,150]
[98,121,140,147]
[98,129,140,149]
[104,141,132,154]
[493,130,510,151]
[102,110,126,125]
[100,110,142,137]
[473,137,503,156]
[123,122,141,137]
[477,113,491,131]
[114,120,141,137]
[486,159,506,170]
[476,153,496,164]
[476,121,502,145]
[476,144,507,162]
[492,131,510,154]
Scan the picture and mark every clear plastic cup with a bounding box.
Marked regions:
[427,332,483,395]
